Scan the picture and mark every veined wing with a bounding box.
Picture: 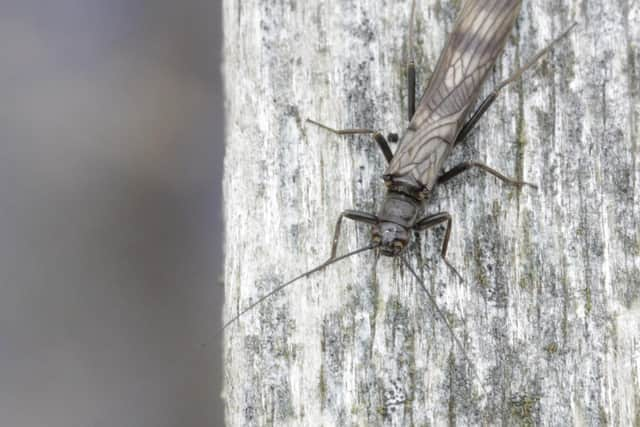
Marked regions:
[385,0,522,189]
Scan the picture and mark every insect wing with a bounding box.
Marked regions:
[385,0,522,189]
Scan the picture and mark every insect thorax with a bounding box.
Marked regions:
[373,177,425,255]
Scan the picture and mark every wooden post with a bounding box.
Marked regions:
[223,0,640,425]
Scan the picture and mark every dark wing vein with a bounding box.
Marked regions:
[385,0,522,189]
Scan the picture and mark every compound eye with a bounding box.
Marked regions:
[392,240,404,251]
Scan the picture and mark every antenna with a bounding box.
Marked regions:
[408,0,417,63]
[401,256,488,398]
[218,244,378,336]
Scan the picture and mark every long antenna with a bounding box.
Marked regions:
[218,244,378,335]
[401,256,488,398]
[408,0,417,63]
[495,22,577,92]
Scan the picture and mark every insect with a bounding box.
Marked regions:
[223,0,575,393]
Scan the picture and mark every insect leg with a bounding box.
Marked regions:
[407,0,417,120]
[455,92,498,145]
[306,119,394,163]
[408,63,416,121]
[437,161,537,189]
[413,212,462,280]
[455,22,577,145]
[330,210,378,260]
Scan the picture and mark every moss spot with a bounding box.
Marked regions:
[369,265,380,357]
[544,342,558,354]
[406,329,417,415]
[515,61,527,193]
[319,331,327,406]
[389,298,403,313]
[319,364,327,406]
[510,394,540,426]
[599,405,608,426]
[280,344,291,360]
[585,286,592,315]
[633,362,640,427]
[319,156,326,203]
[517,113,528,149]
[561,264,570,341]
[403,398,414,409]
[448,352,457,427]
[610,315,619,354]
[478,270,489,288]
[518,211,537,290]
[519,274,532,290]
[492,200,502,219]
[473,234,489,288]
[563,47,577,83]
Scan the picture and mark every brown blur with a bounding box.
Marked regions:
[0,1,224,426]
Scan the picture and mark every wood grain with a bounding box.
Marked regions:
[223,0,640,425]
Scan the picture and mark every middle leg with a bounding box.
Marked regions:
[306,119,395,163]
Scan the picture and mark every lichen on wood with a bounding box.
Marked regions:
[223,0,640,425]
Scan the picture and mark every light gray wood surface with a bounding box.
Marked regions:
[223,0,640,425]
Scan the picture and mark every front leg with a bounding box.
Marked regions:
[414,212,462,280]
[330,210,378,260]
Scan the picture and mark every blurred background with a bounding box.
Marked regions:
[0,1,224,426]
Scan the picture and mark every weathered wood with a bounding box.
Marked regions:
[223,0,640,425]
